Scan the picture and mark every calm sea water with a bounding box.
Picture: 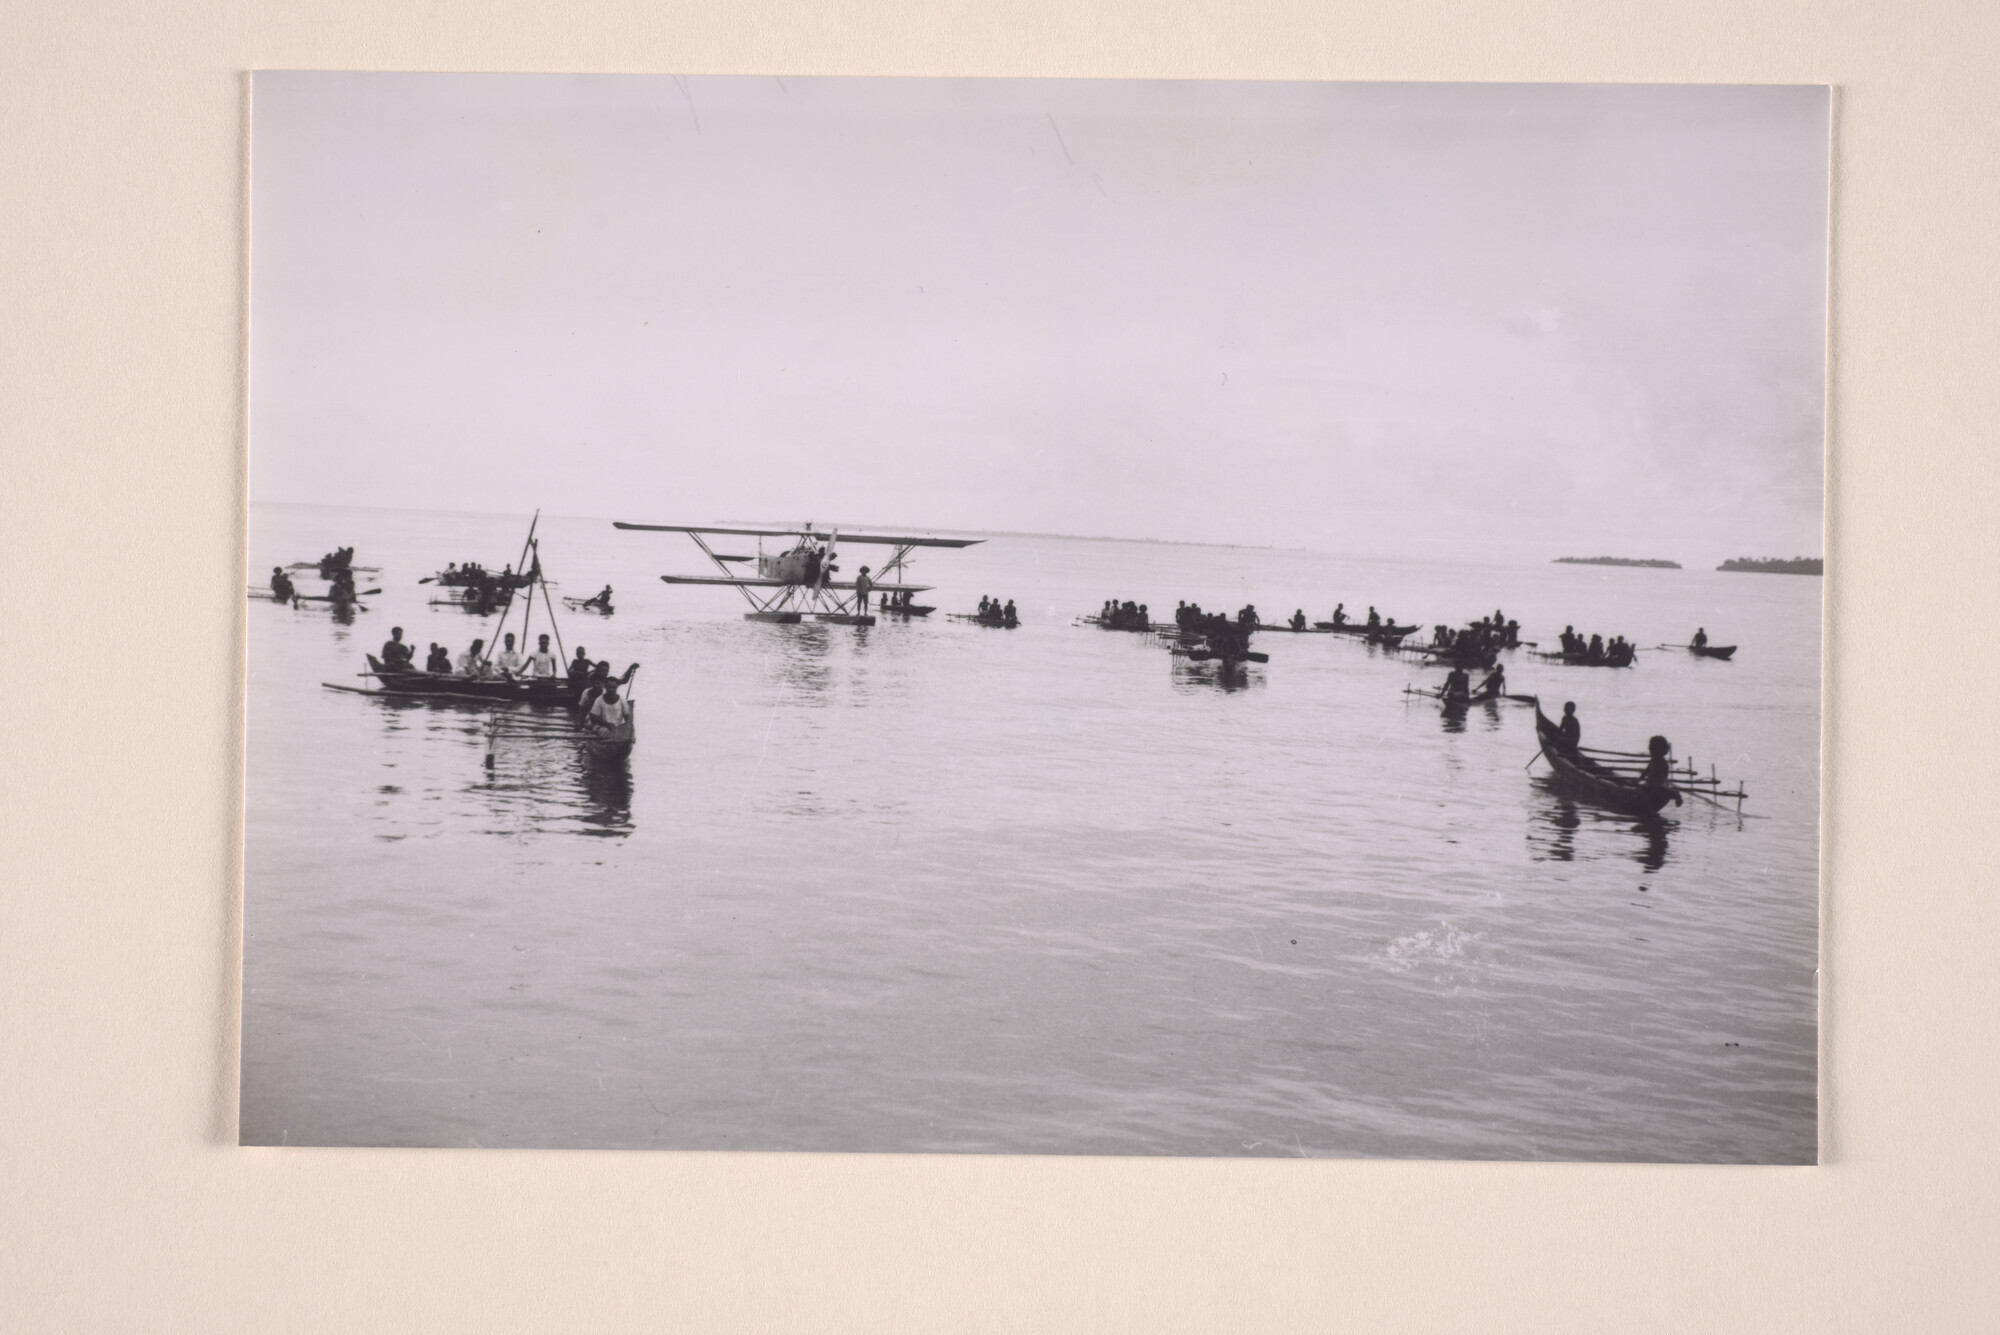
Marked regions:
[241,503,1819,1161]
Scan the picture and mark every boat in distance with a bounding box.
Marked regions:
[1316,620,1419,638]
[1687,642,1738,659]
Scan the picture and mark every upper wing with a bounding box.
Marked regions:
[659,575,934,592]
[616,521,981,548]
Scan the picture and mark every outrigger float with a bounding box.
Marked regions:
[614,520,980,626]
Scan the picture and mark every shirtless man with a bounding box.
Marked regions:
[379,626,415,669]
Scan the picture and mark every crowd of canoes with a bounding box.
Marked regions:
[272,538,1744,817]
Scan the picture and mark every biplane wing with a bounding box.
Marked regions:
[614,521,981,548]
[660,575,933,592]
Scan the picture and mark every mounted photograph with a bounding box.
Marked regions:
[243,74,1826,1160]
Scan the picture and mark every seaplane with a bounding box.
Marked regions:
[611,521,982,625]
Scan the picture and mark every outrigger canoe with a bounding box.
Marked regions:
[1528,649,1635,668]
[561,596,614,615]
[1315,621,1419,638]
[1533,708,1680,817]
[1687,643,1737,659]
[950,612,1018,628]
[360,654,584,705]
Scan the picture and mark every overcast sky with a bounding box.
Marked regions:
[251,75,1828,563]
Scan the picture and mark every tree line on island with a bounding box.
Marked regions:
[1553,555,1823,575]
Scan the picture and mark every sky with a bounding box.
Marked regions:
[251,76,1829,564]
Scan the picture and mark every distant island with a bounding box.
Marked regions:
[1553,556,1682,569]
[1718,557,1823,575]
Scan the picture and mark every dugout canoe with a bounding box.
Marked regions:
[1688,643,1738,659]
[1532,707,1680,817]
[1528,649,1635,667]
[363,654,582,705]
[1315,621,1419,637]
[1541,745,1679,817]
[581,705,636,761]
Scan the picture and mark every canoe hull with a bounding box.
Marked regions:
[1690,644,1737,659]
[582,707,636,761]
[1543,746,1677,817]
[364,654,581,705]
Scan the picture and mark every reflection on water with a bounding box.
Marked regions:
[346,694,635,838]
[1169,658,1266,693]
[771,622,836,705]
[1527,781,1673,871]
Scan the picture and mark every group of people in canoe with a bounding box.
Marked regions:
[1172,601,1260,659]
[266,560,362,607]
[1433,611,1521,652]
[1326,604,1405,635]
[1555,626,1636,666]
[1440,661,1508,703]
[378,626,632,721]
[1098,599,1151,630]
[975,596,1020,627]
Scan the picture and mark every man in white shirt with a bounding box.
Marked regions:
[589,680,630,730]
[456,637,487,677]
[491,632,524,677]
[524,633,560,677]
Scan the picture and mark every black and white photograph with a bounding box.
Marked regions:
[243,74,1825,1161]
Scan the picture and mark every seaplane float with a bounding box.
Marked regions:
[612,521,981,626]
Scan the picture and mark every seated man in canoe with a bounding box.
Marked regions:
[576,660,641,715]
[424,642,451,673]
[1289,609,1307,632]
[456,637,488,677]
[490,632,524,677]
[1330,603,1347,626]
[269,567,296,601]
[1556,701,1581,749]
[586,679,631,736]
[582,584,614,612]
[524,634,560,677]
[1002,599,1019,628]
[1692,627,1708,648]
[379,626,416,670]
[1442,665,1472,702]
[1476,664,1506,699]
[567,646,593,685]
[1639,736,1685,807]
